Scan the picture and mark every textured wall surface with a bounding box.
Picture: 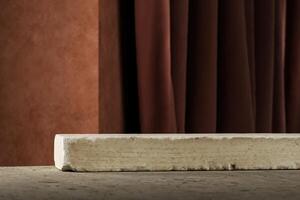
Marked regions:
[0,0,99,165]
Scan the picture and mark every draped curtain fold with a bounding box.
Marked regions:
[100,0,300,133]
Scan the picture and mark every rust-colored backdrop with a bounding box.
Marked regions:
[0,0,99,166]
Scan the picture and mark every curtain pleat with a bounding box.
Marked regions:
[185,0,218,133]
[101,0,300,133]
[254,0,275,132]
[273,0,287,132]
[135,0,177,132]
[217,0,255,132]
[245,0,256,128]
[286,0,300,132]
[170,0,189,133]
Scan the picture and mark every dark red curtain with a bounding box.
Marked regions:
[100,0,300,133]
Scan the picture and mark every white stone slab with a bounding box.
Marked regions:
[54,134,300,172]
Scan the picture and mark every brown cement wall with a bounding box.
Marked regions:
[0,0,99,165]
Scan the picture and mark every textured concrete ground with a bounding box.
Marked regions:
[0,167,300,200]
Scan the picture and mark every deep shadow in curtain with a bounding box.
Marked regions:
[100,0,300,133]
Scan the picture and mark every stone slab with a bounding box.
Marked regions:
[54,134,300,172]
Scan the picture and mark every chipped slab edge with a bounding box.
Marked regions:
[55,134,300,139]
[54,135,71,171]
[54,134,300,172]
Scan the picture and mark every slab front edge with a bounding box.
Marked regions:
[54,134,300,172]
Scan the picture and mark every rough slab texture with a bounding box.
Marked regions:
[1,166,300,200]
[54,134,300,172]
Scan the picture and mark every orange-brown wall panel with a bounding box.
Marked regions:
[0,0,99,165]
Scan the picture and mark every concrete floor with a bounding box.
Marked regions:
[0,167,300,200]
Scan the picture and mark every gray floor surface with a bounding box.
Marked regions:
[0,166,300,200]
